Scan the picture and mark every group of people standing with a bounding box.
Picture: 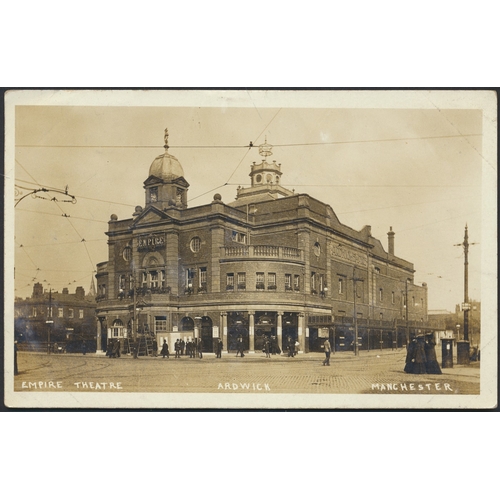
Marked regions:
[404,335,442,375]
[106,338,121,358]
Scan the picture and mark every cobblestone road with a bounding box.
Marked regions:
[14,349,480,396]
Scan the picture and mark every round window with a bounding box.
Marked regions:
[123,246,132,261]
[190,237,201,253]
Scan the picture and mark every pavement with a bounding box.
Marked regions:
[13,348,480,396]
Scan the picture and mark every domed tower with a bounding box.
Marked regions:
[144,128,189,210]
[230,138,294,207]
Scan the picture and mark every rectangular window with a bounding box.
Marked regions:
[160,270,166,288]
[155,316,167,332]
[199,267,207,290]
[142,272,147,287]
[47,306,53,317]
[379,288,383,302]
[256,272,265,290]
[226,273,234,290]
[119,274,126,290]
[79,309,84,319]
[150,271,159,288]
[311,272,317,293]
[391,291,395,304]
[285,274,292,290]
[102,284,106,297]
[231,231,247,244]
[237,272,246,290]
[267,273,276,290]
[69,309,74,319]
[319,274,324,292]
[186,268,195,291]
[31,307,37,317]
[294,275,300,291]
[338,277,344,295]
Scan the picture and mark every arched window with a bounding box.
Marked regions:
[111,319,124,337]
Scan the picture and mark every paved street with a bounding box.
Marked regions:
[14,348,480,395]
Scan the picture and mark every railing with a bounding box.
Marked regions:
[222,245,303,261]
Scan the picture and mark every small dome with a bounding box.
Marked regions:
[149,152,184,181]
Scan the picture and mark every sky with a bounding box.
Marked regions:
[6,90,495,313]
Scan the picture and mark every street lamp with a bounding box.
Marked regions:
[456,324,461,342]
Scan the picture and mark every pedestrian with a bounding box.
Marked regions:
[187,339,194,358]
[116,339,121,357]
[174,339,180,358]
[236,336,244,357]
[180,339,185,356]
[106,339,113,357]
[424,334,442,374]
[271,335,277,355]
[404,338,416,373]
[322,338,332,366]
[82,340,87,355]
[14,341,19,375]
[111,339,120,358]
[197,338,203,359]
[264,338,271,358]
[160,339,169,359]
[216,338,223,358]
[404,336,426,374]
[152,338,158,357]
[287,336,295,357]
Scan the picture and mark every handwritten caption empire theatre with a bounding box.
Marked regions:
[20,381,123,390]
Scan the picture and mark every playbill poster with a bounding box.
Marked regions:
[3,89,497,409]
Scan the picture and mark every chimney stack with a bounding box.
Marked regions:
[387,226,395,255]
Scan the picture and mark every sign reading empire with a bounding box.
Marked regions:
[137,234,165,251]
[330,244,367,267]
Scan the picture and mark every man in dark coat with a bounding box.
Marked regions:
[160,340,169,359]
[216,338,223,358]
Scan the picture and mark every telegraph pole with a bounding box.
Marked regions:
[454,225,478,364]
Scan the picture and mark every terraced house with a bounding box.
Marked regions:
[95,129,433,354]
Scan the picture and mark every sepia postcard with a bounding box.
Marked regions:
[3,89,497,409]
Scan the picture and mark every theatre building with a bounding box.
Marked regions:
[95,130,433,354]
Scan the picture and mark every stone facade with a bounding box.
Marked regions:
[95,132,434,354]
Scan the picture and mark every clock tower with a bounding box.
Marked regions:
[230,138,294,208]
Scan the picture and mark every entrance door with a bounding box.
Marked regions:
[200,316,213,352]
[227,312,249,352]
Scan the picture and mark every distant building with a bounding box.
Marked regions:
[95,129,438,354]
[15,283,97,351]
[429,300,481,347]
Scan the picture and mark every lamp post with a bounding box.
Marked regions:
[46,287,53,354]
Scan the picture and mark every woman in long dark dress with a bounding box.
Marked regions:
[404,338,417,373]
[424,335,442,374]
[412,336,427,374]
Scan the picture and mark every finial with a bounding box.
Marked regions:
[164,128,169,150]
[259,137,273,158]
